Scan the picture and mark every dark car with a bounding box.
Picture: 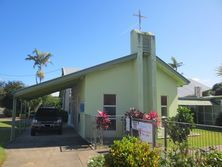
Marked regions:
[31,107,62,136]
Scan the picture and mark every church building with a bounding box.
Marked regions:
[13,29,189,139]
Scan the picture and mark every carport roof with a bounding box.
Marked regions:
[14,53,137,100]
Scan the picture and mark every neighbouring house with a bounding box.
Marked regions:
[12,29,189,140]
[178,79,222,125]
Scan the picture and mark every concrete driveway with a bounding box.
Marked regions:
[3,126,97,167]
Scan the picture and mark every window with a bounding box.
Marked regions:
[161,96,167,117]
[103,94,116,130]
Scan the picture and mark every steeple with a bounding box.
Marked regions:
[130,29,157,112]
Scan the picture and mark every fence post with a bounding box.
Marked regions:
[162,116,167,152]
[152,119,156,149]
[130,116,133,136]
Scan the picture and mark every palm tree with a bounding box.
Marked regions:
[169,57,183,71]
[25,49,52,83]
[217,65,222,77]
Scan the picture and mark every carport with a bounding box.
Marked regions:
[11,55,136,141]
[10,70,84,141]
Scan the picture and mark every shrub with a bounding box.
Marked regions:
[125,108,160,126]
[160,146,222,167]
[87,154,105,167]
[167,107,194,144]
[109,136,160,167]
[159,142,195,167]
[96,110,111,130]
[125,108,143,119]
[194,147,222,167]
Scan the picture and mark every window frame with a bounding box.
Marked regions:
[161,96,168,117]
[103,94,117,130]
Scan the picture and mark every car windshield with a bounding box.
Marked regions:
[35,108,58,117]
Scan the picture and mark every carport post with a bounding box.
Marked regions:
[19,100,22,132]
[24,100,27,127]
[10,97,17,141]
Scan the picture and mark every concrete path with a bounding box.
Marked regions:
[3,127,98,167]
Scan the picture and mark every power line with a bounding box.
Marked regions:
[0,68,61,77]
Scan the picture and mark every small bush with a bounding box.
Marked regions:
[109,136,160,167]
[195,147,222,167]
[160,142,195,167]
[160,146,222,167]
[87,154,105,167]
[168,107,194,143]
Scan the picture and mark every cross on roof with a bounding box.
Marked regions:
[133,10,147,30]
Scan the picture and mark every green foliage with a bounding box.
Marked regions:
[87,154,105,167]
[195,148,222,167]
[0,147,6,166]
[168,107,194,144]
[109,136,160,167]
[202,89,212,96]
[168,56,183,71]
[160,146,222,167]
[212,82,222,95]
[42,95,61,108]
[0,81,25,110]
[160,143,195,167]
[217,65,222,77]
[25,49,53,83]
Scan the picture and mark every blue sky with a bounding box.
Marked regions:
[0,0,221,87]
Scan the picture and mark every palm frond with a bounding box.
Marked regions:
[217,66,222,76]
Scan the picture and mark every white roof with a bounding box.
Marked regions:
[178,79,210,97]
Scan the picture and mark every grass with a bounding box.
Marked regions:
[0,120,11,166]
[157,128,222,149]
[0,147,6,167]
[0,118,27,166]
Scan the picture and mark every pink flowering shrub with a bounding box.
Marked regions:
[125,108,143,119]
[126,108,160,127]
[143,111,160,127]
[96,110,111,130]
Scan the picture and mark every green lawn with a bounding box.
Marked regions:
[0,120,11,166]
[0,147,6,167]
[0,119,27,166]
[157,128,222,149]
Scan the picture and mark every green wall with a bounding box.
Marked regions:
[85,60,137,116]
[71,79,85,137]
[156,66,178,117]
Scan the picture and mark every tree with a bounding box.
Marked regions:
[212,83,222,95]
[25,49,53,84]
[169,57,183,71]
[217,65,222,77]
[167,107,194,144]
[0,81,25,110]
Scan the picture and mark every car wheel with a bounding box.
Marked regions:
[31,129,36,136]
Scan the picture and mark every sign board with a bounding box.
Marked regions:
[132,120,139,130]
[137,122,153,143]
[125,117,130,132]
